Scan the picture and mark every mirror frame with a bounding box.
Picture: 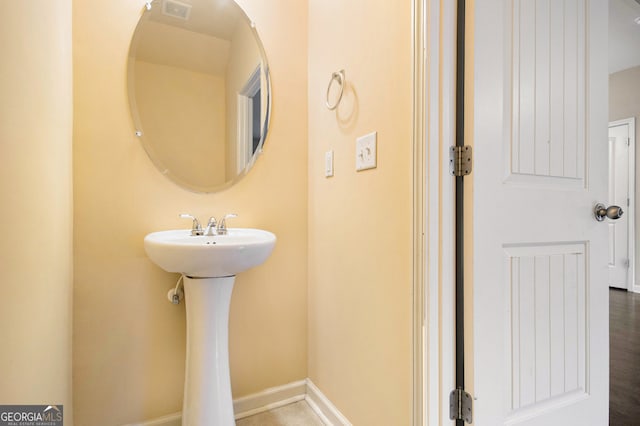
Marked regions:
[127,0,272,193]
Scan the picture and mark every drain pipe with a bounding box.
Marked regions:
[168,274,185,304]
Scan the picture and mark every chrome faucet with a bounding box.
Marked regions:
[180,213,237,236]
[180,214,203,236]
[216,214,237,235]
[204,217,217,236]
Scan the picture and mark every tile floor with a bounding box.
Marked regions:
[236,401,324,426]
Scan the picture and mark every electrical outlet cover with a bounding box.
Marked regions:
[356,131,377,171]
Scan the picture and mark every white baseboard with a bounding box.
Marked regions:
[122,378,350,426]
[233,380,307,420]
[122,412,181,426]
[304,379,352,426]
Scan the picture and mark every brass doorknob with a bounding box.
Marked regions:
[594,203,624,222]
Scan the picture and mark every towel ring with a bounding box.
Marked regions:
[326,70,345,110]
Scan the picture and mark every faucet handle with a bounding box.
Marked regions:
[217,213,237,235]
[180,214,203,236]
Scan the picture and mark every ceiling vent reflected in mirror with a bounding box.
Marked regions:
[162,0,192,20]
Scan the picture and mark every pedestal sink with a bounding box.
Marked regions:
[144,228,276,426]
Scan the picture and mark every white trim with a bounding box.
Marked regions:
[236,66,263,174]
[631,117,638,294]
[411,0,426,424]
[414,0,457,425]
[436,0,457,424]
[241,65,262,98]
[304,379,352,426]
[236,94,252,174]
[609,117,638,293]
[122,412,181,426]
[121,379,350,426]
[233,379,307,420]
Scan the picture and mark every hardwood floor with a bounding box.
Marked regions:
[610,288,640,425]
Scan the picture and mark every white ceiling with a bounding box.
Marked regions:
[148,0,242,40]
[609,0,640,74]
[134,0,250,76]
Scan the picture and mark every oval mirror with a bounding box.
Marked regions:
[127,0,271,193]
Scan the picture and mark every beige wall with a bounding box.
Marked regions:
[134,60,227,190]
[307,0,413,424]
[610,66,640,287]
[72,0,308,424]
[0,0,74,420]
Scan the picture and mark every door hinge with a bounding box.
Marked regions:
[449,388,473,423]
[449,146,473,176]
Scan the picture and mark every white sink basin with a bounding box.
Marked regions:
[144,228,276,278]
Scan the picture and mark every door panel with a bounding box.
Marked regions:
[472,0,608,424]
[505,244,586,414]
[510,0,585,180]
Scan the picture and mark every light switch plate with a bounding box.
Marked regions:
[356,131,377,171]
[325,150,334,177]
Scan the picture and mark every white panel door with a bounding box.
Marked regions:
[472,0,608,425]
[607,121,630,290]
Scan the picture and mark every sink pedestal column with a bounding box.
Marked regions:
[182,275,236,426]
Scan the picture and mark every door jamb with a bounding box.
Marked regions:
[413,0,457,424]
[609,117,637,293]
[237,66,262,174]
